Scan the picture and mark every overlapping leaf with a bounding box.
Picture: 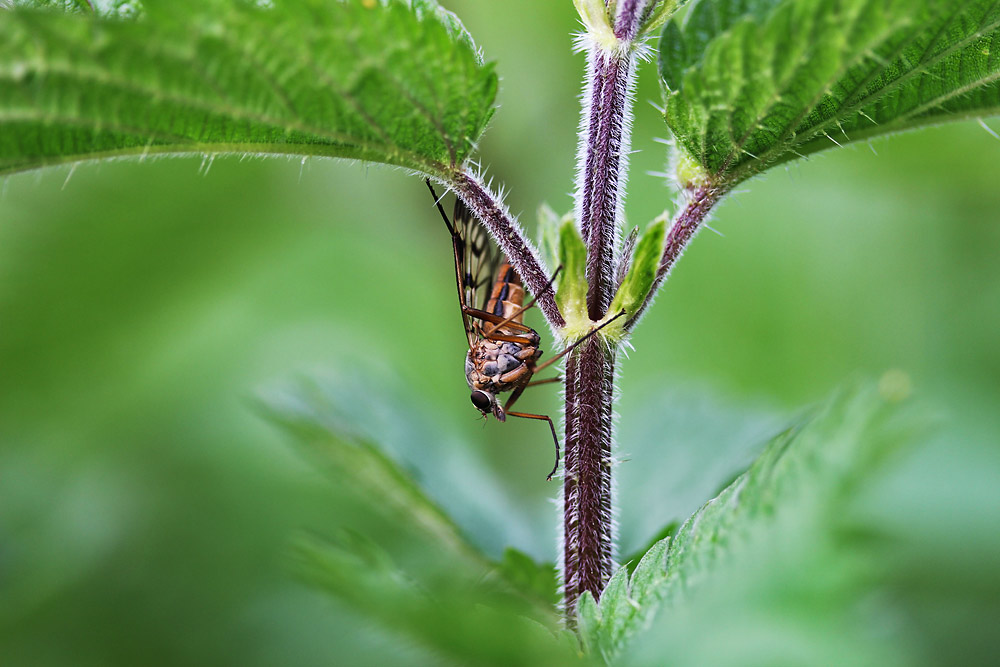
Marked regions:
[0,0,496,176]
[575,536,671,661]
[660,0,1000,183]
[258,375,575,663]
[578,387,919,661]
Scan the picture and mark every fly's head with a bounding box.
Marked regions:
[470,388,505,422]
[466,351,504,421]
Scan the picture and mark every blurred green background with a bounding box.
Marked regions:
[2,2,999,665]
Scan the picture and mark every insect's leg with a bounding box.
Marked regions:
[502,386,560,481]
[503,384,528,411]
[427,179,475,332]
[485,333,540,346]
[482,266,563,337]
[505,407,561,481]
[532,308,627,374]
[525,376,562,388]
[463,307,539,348]
[462,306,536,333]
[425,179,454,234]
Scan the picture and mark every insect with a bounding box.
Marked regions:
[426,180,623,479]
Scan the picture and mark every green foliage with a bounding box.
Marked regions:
[576,537,671,661]
[3,151,999,663]
[578,387,926,663]
[293,532,579,667]
[268,376,993,666]
[259,377,584,665]
[257,377,493,574]
[659,0,1000,184]
[556,216,590,334]
[259,375,565,617]
[496,547,560,608]
[2,1,999,665]
[658,388,911,600]
[0,0,496,177]
[609,215,666,321]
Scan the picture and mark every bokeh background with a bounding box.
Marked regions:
[2,1,999,665]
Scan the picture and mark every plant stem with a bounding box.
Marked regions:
[563,0,653,624]
[451,169,565,328]
[626,183,721,329]
[562,338,616,625]
[578,47,633,321]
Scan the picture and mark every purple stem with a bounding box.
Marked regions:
[562,338,616,626]
[578,0,651,321]
[614,0,646,41]
[451,170,565,328]
[563,0,653,625]
[580,52,632,321]
[626,184,720,329]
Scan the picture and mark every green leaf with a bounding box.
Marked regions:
[659,0,1000,185]
[584,386,920,661]
[536,203,562,275]
[627,536,670,609]
[575,535,671,660]
[609,215,666,322]
[294,533,578,666]
[256,376,493,575]
[621,522,676,576]
[575,590,601,653]
[258,373,566,626]
[0,0,496,177]
[496,547,560,608]
[659,387,914,602]
[594,565,630,656]
[556,217,589,334]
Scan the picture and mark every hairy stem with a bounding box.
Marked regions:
[580,51,633,321]
[562,338,616,626]
[564,0,653,624]
[626,183,721,329]
[451,169,565,328]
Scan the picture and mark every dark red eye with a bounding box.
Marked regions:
[470,390,492,412]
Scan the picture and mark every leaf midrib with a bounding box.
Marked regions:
[0,62,447,173]
[719,2,913,180]
[728,1,1000,182]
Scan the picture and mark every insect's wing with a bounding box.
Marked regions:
[453,199,500,345]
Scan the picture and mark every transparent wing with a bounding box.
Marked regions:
[426,180,501,349]
[453,199,501,346]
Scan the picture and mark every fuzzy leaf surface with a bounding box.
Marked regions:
[0,0,496,177]
[584,387,918,661]
[659,0,1000,184]
[575,535,671,661]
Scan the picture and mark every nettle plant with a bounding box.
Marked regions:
[4,0,999,661]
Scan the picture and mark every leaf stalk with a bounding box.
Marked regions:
[451,170,565,328]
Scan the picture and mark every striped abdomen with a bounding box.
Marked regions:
[485,260,526,329]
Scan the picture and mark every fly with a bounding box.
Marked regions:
[426,180,624,479]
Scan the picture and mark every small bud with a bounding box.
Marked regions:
[574,0,620,52]
[609,215,667,326]
[556,218,591,337]
[672,149,711,192]
[638,0,680,39]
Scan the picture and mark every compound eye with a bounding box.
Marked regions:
[470,390,492,413]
